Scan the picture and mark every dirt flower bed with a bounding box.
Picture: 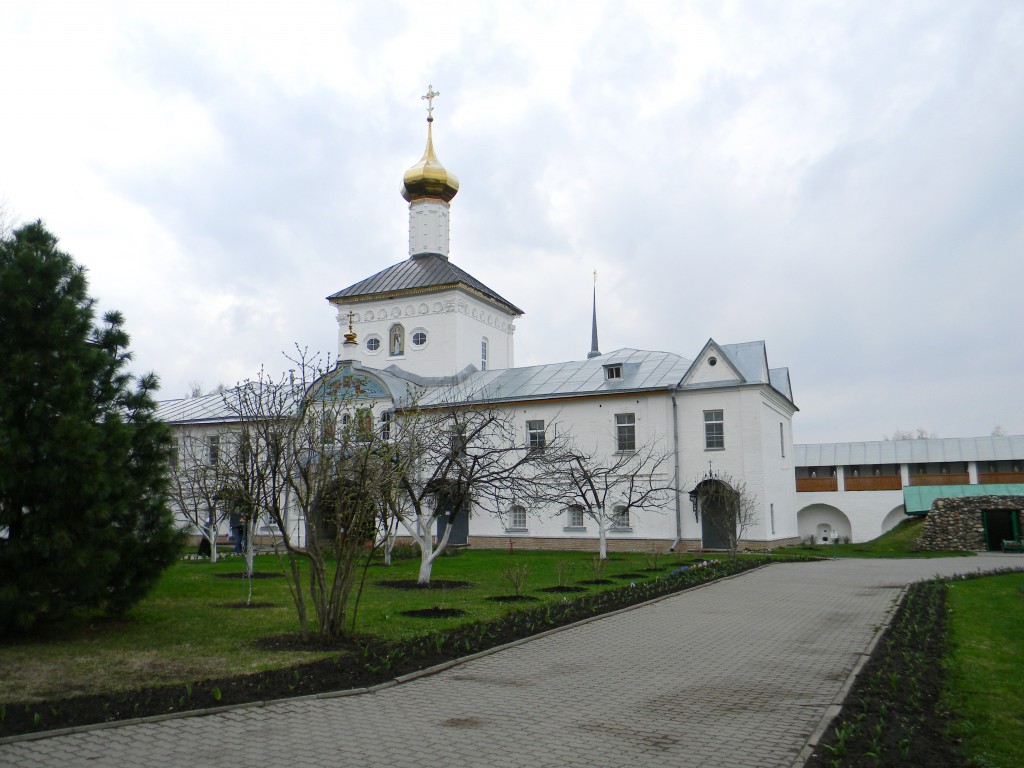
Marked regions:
[0,558,764,739]
[804,579,961,768]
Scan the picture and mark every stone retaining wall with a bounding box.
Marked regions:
[918,495,1023,551]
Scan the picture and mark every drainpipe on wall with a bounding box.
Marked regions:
[670,393,682,550]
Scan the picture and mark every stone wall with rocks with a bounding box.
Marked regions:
[918,495,1023,551]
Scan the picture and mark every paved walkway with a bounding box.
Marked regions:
[1,554,1014,768]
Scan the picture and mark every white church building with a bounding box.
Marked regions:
[159,92,1023,552]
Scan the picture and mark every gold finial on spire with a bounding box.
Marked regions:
[422,85,440,121]
[402,85,459,203]
[343,310,357,344]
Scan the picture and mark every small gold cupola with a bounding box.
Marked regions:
[401,85,459,203]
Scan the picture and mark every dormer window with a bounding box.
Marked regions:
[604,364,622,380]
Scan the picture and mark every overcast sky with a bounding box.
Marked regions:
[2,1,1022,443]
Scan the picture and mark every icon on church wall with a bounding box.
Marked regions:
[390,324,405,356]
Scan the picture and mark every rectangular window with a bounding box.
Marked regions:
[704,410,724,450]
[380,411,391,441]
[527,419,546,451]
[169,438,179,469]
[567,505,585,528]
[779,423,785,458]
[615,413,636,452]
[451,426,467,458]
[208,435,220,465]
[510,506,527,530]
[481,339,488,371]
[605,364,622,380]
[612,506,630,528]
[357,409,373,441]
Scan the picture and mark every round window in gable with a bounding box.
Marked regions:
[365,336,381,353]
[708,356,718,366]
[412,331,427,346]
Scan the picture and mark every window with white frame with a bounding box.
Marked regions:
[509,505,527,530]
[169,438,179,469]
[567,505,585,528]
[411,329,427,347]
[612,505,630,529]
[704,409,724,450]
[605,364,622,380]
[380,411,391,440]
[208,435,220,466]
[365,336,381,353]
[615,413,636,452]
[527,419,546,451]
[481,338,488,371]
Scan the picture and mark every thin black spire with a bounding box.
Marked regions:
[587,270,601,359]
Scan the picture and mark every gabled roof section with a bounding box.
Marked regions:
[679,339,795,408]
[156,365,419,427]
[416,348,692,406]
[794,435,1024,467]
[155,391,240,425]
[680,339,744,388]
[769,367,793,402]
[327,253,523,315]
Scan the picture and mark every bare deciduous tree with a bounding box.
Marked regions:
[222,351,390,640]
[385,399,563,584]
[168,429,233,563]
[534,439,674,559]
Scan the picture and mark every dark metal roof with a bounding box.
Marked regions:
[327,253,523,315]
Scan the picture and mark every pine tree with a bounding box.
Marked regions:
[0,221,181,633]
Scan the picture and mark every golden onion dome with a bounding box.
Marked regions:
[401,118,459,203]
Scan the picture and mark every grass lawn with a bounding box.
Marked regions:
[775,517,975,558]
[0,547,705,704]
[945,571,1024,768]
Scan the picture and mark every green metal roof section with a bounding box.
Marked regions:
[903,484,1024,514]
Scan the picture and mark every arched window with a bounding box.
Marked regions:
[389,324,405,356]
[481,337,488,371]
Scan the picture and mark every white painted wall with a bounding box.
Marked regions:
[338,287,516,377]
[465,382,798,548]
[795,489,907,543]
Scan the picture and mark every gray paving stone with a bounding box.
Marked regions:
[0,555,1011,768]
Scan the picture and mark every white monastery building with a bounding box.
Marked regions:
[158,90,1024,553]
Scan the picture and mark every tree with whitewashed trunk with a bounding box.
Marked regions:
[168,429,234,563]
[535,439,674,559]
[384,400,563,585]
[221,350,392,640]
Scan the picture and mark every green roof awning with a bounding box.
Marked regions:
[903,484,1024,515]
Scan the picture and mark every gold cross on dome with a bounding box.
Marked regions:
[422,85,440,118]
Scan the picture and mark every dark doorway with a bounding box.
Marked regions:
[434,483,470,547]
[982,509,1016,551]
[699,484,733,550]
